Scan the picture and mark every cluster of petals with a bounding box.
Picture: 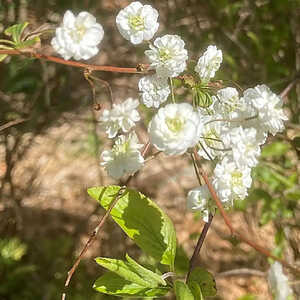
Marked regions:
[101,132,144,179]
[51,10,104,60]
[212,156,252,205]
[186,185,215,223]
[195,45,222,82]
[268,262,293,300]
[100,98,140,138]
[116,1,159,45]
[213,87,245,121]
[222,126,262,168]
[138,75,170,108]
[148,103,201,155]
[197,115,225,160]
[242,84,288,136]
[145,34,188,78]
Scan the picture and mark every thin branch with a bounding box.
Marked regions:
[62,141,151,300]
[186,213,213,282]
[0,49,150,74]
[216,268,266,278]
[280,77,300,99]
[193,149,300,275]
[0,118,29,132]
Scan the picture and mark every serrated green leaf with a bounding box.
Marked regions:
[93,272,169,297]
[88,186,176,267]
[187,267,217,297]
[174,281,194,300]
[261,142,290,158]
[95,257,151,287]
[5,22,29,43]
[125,254,166,286]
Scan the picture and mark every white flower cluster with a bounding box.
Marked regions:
[268,262,293,300]
[53,5,288,217]
[99,98,143,179]
[51,10,104,60]
[101,132,144,179]
[116,1,159,45]
[189,82,287,220]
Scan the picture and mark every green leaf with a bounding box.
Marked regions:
[187,267,217,297]
[94,272,169,297]
[15,37,39,49]
[188,281,204,300]
[261,142,290,158]
[125,254,166,286]
[95,255,166,288]
[95,257,153,287]
[4,22,29,44]
[0,54,8,62]
[174,281,194,300]
[88,186,176,267]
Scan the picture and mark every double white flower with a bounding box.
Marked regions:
[116,2,159,45]
[213,156,252,205]
[138,75,170,108]
[148,103,202,155]
[101,132,144,179]
[243,84,288,136]
[187,185,215,223]
[145,34,188,78]
[195,45,222,82]
[51,10,104,60]
[100,98,140,138]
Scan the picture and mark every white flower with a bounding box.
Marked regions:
[138,75,170,108]
[195,45,222,81]
[101,132,144,179]
[51,10,104,60]
[213,156,252,205]
[187,185,215,222]
[213,87,245,120]
[148,103,201,155]
[243,84,288,135]
[197,115,226,160]
[268,262,293,300]
[223,126,262,168]
[100,98,140,138]
[145,34,188,77]
[116,1,159,45]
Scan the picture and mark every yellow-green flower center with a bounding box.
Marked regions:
[71,25,87,42]
[159,48,173,62]
[231,171,243,186]
[129,15,145,31]
[204,129,219,147]
[166,117,185,133]
[113,141,129,156]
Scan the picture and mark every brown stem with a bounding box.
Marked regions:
[0,49,150,74]
[186,213,213,282]
[61,141,151,300]
[193,149,300,275]
[0,118,29,132]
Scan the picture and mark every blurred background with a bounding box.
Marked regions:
[0,0,299,299]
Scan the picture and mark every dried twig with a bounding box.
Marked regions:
[0,118,29,132]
